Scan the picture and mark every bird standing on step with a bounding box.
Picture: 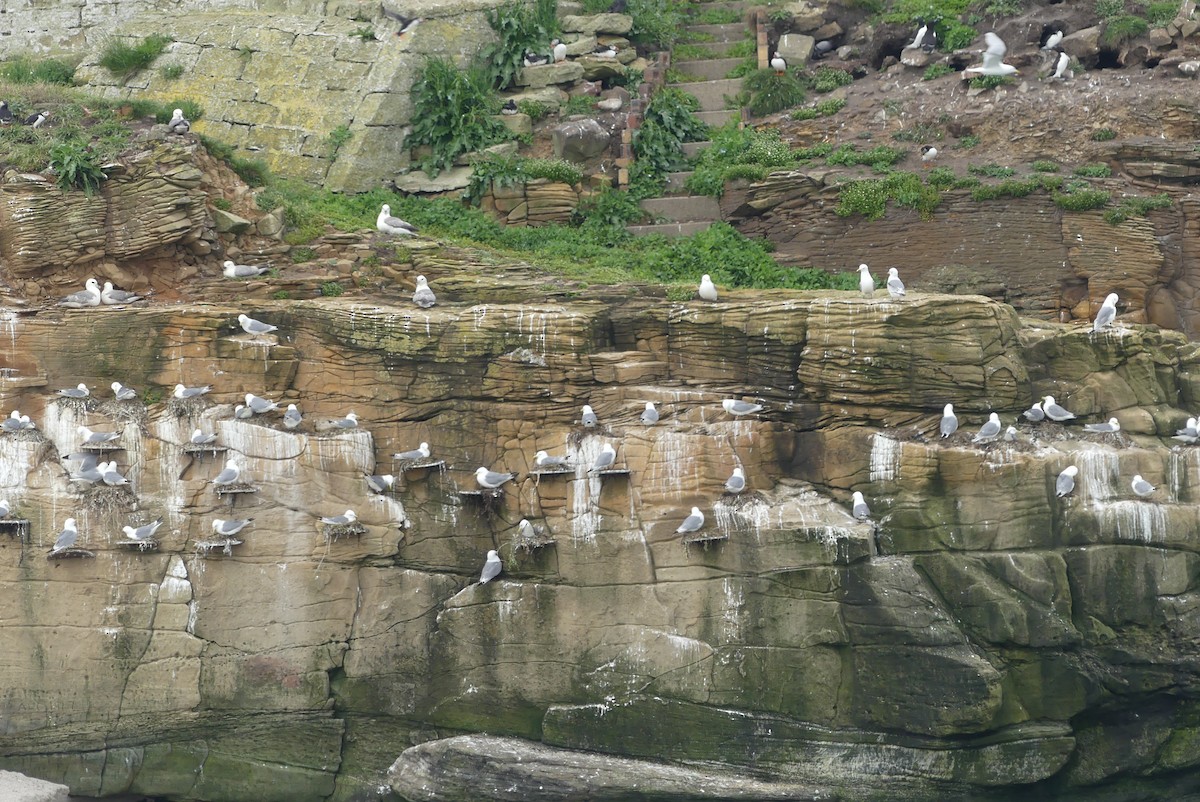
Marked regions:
[377,203,417,236]
[413,275,436,308]
[698,274,718,302]
[770,51,786,74]
[501,99,518,115]
[920,144,938,168]
[1093,293,1119,332]
[857,263,875,297]
[886,267,906,299]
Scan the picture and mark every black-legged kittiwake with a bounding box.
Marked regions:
[640,402,659,425]
[581,404,599,428]
[234,405,253,420]
[58,383,89,399]
[283,404,302,429]
[857,264,875,297]
[190,429,218,445]
[212,518,252,536]
[1056,465,1078,497]
[1003,425,1018,442]
[245,393,278,415]
[213,459,241,486]
[0,499,8,518]
[413,275,436,308]
[100,462,129,486]
[321,510,357,525]
[174,383,212,399]
[851,491,871,520]
[50,518,78,553]
[1093,293,1118,332]
[479,549,502,583]
[476,466,516,489]
[1174,417,1198,444]
[367,474,395,493]
[223,260,270,279]
[698,274,718,302]
[965,32,1018,77]
[329,412,359,429]
[1042,396,1076,422]
[517,519,536,539]
[167,108,190,134]
[887,268,905,298]
[1083,417,1120,434]
[1131,474,1155,497]
[722,399,763,416]
[534,450,570,469]
[377,204,417,236]
[123,519,162,541]
[394,442,431,461]
[238,314,277,335]
[79,425,120,444]
[972,412,1002,443]
[59,278,102,308]
[676,506,705,533]
[1023,401,1045,422]
[2,411,31,432]
[724,467,745,494]
[940,403,958,438]
[101,282,142,305]
[589,443,616,472]
[111,382,138,401]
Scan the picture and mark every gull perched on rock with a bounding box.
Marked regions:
[329,411,359,429]
[1056,465,1078,497]
[940,403,958,438]
[534,450,570,469]
[590,443,617,472]
[366,474,395,493]
[517,519,536,539]
[69,457,103,484]
[123,519,162,542]
[1083,417,1121,434]
[238,314,277,335]
[244,393,278,415]
[476,466,517,489]
[58,383,90,399]
[1131,474,1156,497]
[213,459,241,486]
[857,264,875,297]
[111,381,138,401]
[886,268,906,299]
[722,399,763,417]
[676,506,705,534]
[972,412,1003,444]
[174,383,211,399]
[190,429,218,445]
[1023,401,1046,422]
[394,442,431,462]
[167,108,190,134]
[851,491,871,520]
[1093,293,1119,332]
[321,510,357,525]
[59,278,102,308]
[724,466,746,494]
[1174,418,1199,444]
[1042,396,1076,422]
[0,499,8,518]
[698,274,718,302]
[640,402,659,425]
[50,519,78,554]
[581,404,599,428]
[965,32,1018,77]
[479,550,502,584]
[223,260,270,279]
[283,404,302,429]
[100,462,129,486]
[377,204,417,236]
[79,425,120,445]
[101,282,142,305]
[413,275,436,308]
[212,518,252,536]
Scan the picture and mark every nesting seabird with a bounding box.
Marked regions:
[676,506,705,534]
[212,518,252,536]
[223,260,270,278]
[101,281,142,305]
[724,467,746,494]
[534,450,570,468]
[475,466,517,489]
[174,383,212,399]
[213,459,241,486]
[166,108,190,134]
[123,519,162,541]
[851,491,871,520]
[329,411,359,429]
[640,401,659,425]
[377,204,417,236]
[366,474,395,493]
[972,413,1003,444]
[321,509,357,525]
[698,274,718,302]
[940,403,958,438]
[283,404,302,429]
[59,278,102,308]
[413,275,436,308]
[111,381,138,401]
[244,393,278,415]
[1131,474,1156,497]
[886,267,906,299]
[581,404,599,428]
[394,442,431,461]
[1056,466,1078,497]
[58,383,90,399]
[1042,396,1076,422]
[1093,293,1118,332]
[1023,401,1046,422]
[589,443,616,472]
[190,429,218,445]
[1174,417,1198,444]
[1083,417,1121,434]
[50,519,78,554]
[722,399,763,416]
[78,426,120,445]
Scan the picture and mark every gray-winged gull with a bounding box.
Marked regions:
[517,519,535,539]
[589,443,616,472]
[2,411,29,432]
[887,268,906,299]
[1023,401,1046,422]
[329,411,359,429]
[0,499,8,518]
[1042,396,1076,422]
[581,404,598,428]
[58,383,90,399]
[1056,465,1078,497]
[213,459,241,486]
[1093,293,1118,332]
[283,404,302,429]
[101,282,142,305]
[475,466,517,489]
[851,491,871,520]
[245,393,278,415]
[857,264,874,297]
[213,518,252,536]
[640,402,659,425]
[366,474,395,493]
[676,506,705,534]
[479,549,502,583]
[699,274,718,302]
[111,381,138,401]
[966,32,1018,76]
[1003,425,1018,442]
[1131,474,1156,497]
[59,279,101,308]
[190,429,218,445]
[413,275,436,308]
[724,466,746,494]
[1083,417,1121,434]
[234,405,253,420]
[972,412,1002,444]
[321,510,357,525]
[534,450,569,468]
[223,260,270,279]
[79,425,120,444]
[174,384,211,399]
[723,399,763,416]
[1174,417,1198,444]
[940,404,958,438]
[50,519,78,553]
[123,519,162,541]
[167,108,190,134]
[394,442,431,461]
[100,462,129,486]
[377,204,417,236]
[238,314,277,335]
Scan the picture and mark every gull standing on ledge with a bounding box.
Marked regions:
[725,466,746,494]
[887,268,905,299]
[534,450,570,469]
[377,204,417,236]
[1056,466,1078,497]
[213,459,241,486]
[972,412,1002,444]
[858,264,875,297]
[393,442,431,462]
[190,429,218,445]
[1093,293,1119,332]
[366,474,395,493]
[852,491,871,520]
[475,466,517,489]
[699,274,718,302]
[111,382,138,401]
[238,314,277,335]
[640,402,659,425]
[167,108,190,134]
[413,275,436,308]
[58,383,90,399]
[676,506,705,534]
[1131,474,1156,497]
[965,32,1018,77]
[213,518,252,536]
[123,519,162,542]
[1023,400,1045,422]
[101,282,142,305]
[479,550,502,584]
[50,519,78,554]
[59,278,102,308]
[590,443,617,472]
[1042,396,1076,422]
[223,260,270,278]
[940,403,958,438]
[723,399,763,416]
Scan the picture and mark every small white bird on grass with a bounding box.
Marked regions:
[479,550,502,584]
[377,204,417,236]
[238,314,277,335]
[1056,466,1078,497]
[965,32,1018,77]
[940,404,958,438]
[972,412,1003,444]
[640,401,659,425]
[1131,474,1156,497]
[851,491,871,520]
[725,466,746,494]
[475,466,517,489]
[676,506,705,534]
[590,443,617,472]
[1083,417,1121,434]
[1093,293,1119,332]
[887,267,906,299]
[722,399,763,417]
[698,274,718,302]
[413,275,436,308]
[857,263,875,297]
[223,260,270,279]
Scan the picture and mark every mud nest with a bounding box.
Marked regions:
[195,538,242,556]
[324,522,368,541]
[98,399,148,428]
[169,397,211,418]
[54,396,98,415]
[81,484,137,514]
[511,527,556,553]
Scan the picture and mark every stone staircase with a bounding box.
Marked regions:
[627,5,753,238]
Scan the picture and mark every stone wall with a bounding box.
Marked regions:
[479,178,588,226]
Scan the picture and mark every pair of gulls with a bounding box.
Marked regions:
[474,442,618,488]
[1,411,34,432]
[857,264,906,299]
[64,453,128,486]
[674,469,756,534]
[1054,466,1156,499]
[58,382,137,402]
[59,278,144,308]
[965,31,1068,81]
[50,519,162,553]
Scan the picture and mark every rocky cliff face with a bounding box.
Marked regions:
[0,277,1199,801]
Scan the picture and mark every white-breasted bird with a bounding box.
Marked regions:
[581,404,599,428]
[590,443,617,472]
[858,263,875,297]
[174,383,211,399]
[190,429,218,445]
[366,474,395,493]
[79,426,120,444]
[1131,474,1156,497]
[921,144,938,167]
[212,518,252,536]
[699,274,718,302]
[1083,417,1121,434]
[111,381,138,401]
[770,51,786,74]
[676,506,705,533]
[1023,401,1046,422]
[534,450,570,469]
[329,411,359,429]
[213,459,241,486]
[851,491,871,520]
[238,314,277,335]
[552,39,567,62]
[1043,30,1064,50]
[59,383,90,399]
[1042,396,1076,422]
[886,267,905,299]
[1052,51,1070,80]
[722,399,763,416]
[476,466,517,489]
[321,509,357,525]
[123,519,162,541]
[377,203,417,236]
[283,404,302,429]
[1056,465,1078,497]
[1093,293,1119,332]
[244,393,278,415]
[413,275,436,308]
[972,412,1003,443]
[965,32,1018,77]
[382,7,422,37]
[725,466,746,494]
[223,260,270,278]
[101,281,142,305]
[940,403,958,438]
[479,550,502,583]
[394,442,431,462]
[50,518,78,554]
[59,278,102,308]
[167,108,190,134]
[640,401,659,425]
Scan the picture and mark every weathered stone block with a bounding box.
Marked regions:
[561,13,633,35]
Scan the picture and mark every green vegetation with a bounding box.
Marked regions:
[970,74,1014,90]
[1074,163,1112,177]
[1091,128,1117,141]
[0,85,132,176]
[970,174,1061,200]
[516,99,553,122]
[49,141,106,194]
[686,126,797,196]
[790,97,846,120]
[466,153,584,204]
[1,57,75,85]
[743,69,807,116]
[883,0,976,49]
[836,170,941,220]
[727,58,759,79]
[968,163,1015,178]
[1104,193,1172,224]
[631,87,708,182]
[1145,1,1179,25]
[891,123,943,143]
[326,124,353,161]
[692,5,741,23]
[826,143,906,169]
[352,27,377,42]
[481,0,558,89]
[321,281,345,297]
[98,34,172,77]
[725,39,758,59]
[1053,187,1110,211]
[291,247,316,263]
[627,0,689,48]
[981,0,1024,15]
[159,63,184,80]
[1094,0,1125,19]
[562,95,596,116]
[212,198,232,211]
[809,66,854,93]
[405,57,509,176]
[272,290,291,300]
[957,134,980,148]
[1031,160,1059,172]
[1102,15,1148,44]
[923,63,954,81]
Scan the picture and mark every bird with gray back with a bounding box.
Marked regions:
[1093,293,1119,332]
[940,404,958,438]
[722,399,763,416]
[1174,417,1199,444]
[534,450,570,469]
[394,442,431,462]
[111,382,137,401]
[1056,466,1078,497]
[321,510,357,525]
[972,412,1002,444]
[223,260,270,278]
[51,518,78,553]
[213,459,241,486]
[1003,425,1017,442]
[676,506,705,534]
[581,404,598,428]
[0,499,8,518]
[475,467,517,489]
[234,405,253,420]
[1131,474,1156,497]
[965,32,1018,76]
[59,278,101,309]
[590,443,616,472]
[517,519,536,539]
[190,429,218,445]
[283,404,302,429]
[79,426,120,445]
[1083,418,1121,434]
[245,393,278,415]
[640,402,659,425]
[100,462,129,487]
[366,474,394,493]
[413,275,436,308]
[123,519,162,542]
[479,550,502,583]
[852,491,871,520]
[2,411,28,432]
[167,108,190,134]
[329,412,359,429]
[725,467,746,494]
[886,268,905,299]
[174,384,211,399]
[237,314,277,335]
[212,518,252,536]
[1042,396,1076,422]
[1023,401,1046,422]
[58,383,89,399]
[377,204,417,235]
[101,282,142,305]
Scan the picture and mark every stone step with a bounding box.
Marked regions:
[695,109,737,127]
[627,221,715,238]
[685,23,749,43]
[690,0,760,10]
[671,57,746,81]
[668,78,744,111]
[665,171,694,193]
[640,195,722,222]
[682,140,712,158]
[675,41,742,58]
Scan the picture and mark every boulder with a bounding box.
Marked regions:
[563,34,598,56]
[561,13,633,35]
[777,33,816,66]
[575,55,627,80]
[1179,60,1200,77]
[784,1,825,33]
[0,771,70,802]
[901,46,933,67]
[552,118,612,163]
[497,112,533,137]
[516,61,585,88]
[393,166,473,193]
[1062,26,1101,61]
[210,207,253,235]
[256,206,285,238]
[811,21,843,41]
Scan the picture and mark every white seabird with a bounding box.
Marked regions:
[212,518,252,536]
[699,274,718,302]
[101,281,142,305]
[965,32,1018,77]
[589,443,617,472]
[972,412,1003,444]
[1093,293,1118,332]
[413,275,436,308]
[581,404,599,428]
[394,442,431,461]
[534,450,570,469]
[223,260,270,278]
[321,509,357,525]
[1023,401,1046,422]
[366,474,395,493]
[79,426,120,444]
[58,383,90,399]
[213,459,241,486]
[887,267,905,299]
[1083,417,1121,434]
[475,466,517,489]
[1056,466,1078,497]
[676,506,705,534]
[722,399,763,416]
[1131,474,1155,497]
[174,383,212,399]
[167,108,190,134]
[770,51,786,73]
[857,263,875,297]
[59,278,102,308]
[283,404,303,429]
[725,467,746,494]
[851,491,871,520]
[479,549,502,583]
[940,403,958,438]
[111,381,138,401]
[50,519,78,554]
[640,401,659,425]
[190,429,218,445]
[123,519,162,541]
[100,462,129,486]
[237,314,277,335]
[244,393,278,415]
[1003,425,1018,442]
[329,411,359,429]
[377,204,417,236]
[552,39,567,62]
[1042,396,1076,422]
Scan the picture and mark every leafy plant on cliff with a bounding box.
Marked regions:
[1102,15,1148,44]
[742,69,807,117]
[326,125,353,161]
[405,57,509,177]
[465,153,584,205]
[98,34,172,78]
[835,170,941,220]
[685,125,797,197]
[883,0,976,50]
[480,0,558,90]
[1,56,75,85]
[1104,193,1171,224]
[627,0,689,48]
[49,141,106,194]
[1053,187,1110,211]
[632,87,709,182]
[1074,163,1112,177]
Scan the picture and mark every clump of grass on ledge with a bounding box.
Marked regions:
[1,56,75,85]
[835,170,941,220]
[1091,128,1117,141]
[1031,160,1059,172]
[1074,163,1112,178]
[1053,187,1110,211]
[98,34,173,77]
[1104,193,1172,224]
[969,74,1014,90]
[1102,15,1148,45]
